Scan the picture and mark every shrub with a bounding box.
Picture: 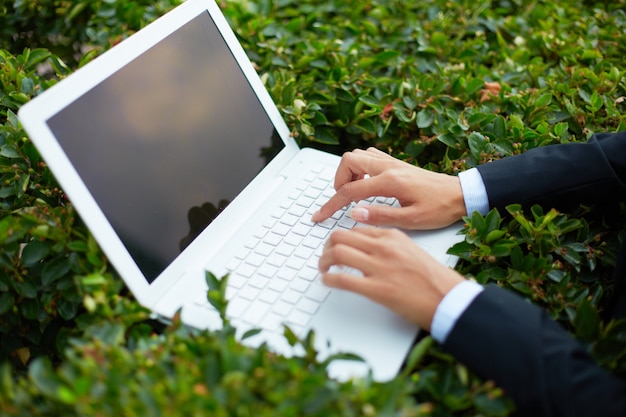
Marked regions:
[1,0,625,415]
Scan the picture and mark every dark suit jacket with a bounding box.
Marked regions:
[442,132,626,416]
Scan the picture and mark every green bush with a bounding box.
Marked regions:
[1,0,625,415]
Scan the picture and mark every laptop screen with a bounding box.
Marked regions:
[46,11,284,282]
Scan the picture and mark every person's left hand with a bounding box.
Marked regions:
[318,227,465,331]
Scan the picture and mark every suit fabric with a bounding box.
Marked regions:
[442,132,626,416]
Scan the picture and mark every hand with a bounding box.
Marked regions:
[318,227,465,331]
[311,147,466,230]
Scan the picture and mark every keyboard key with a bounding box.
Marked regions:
[259,288,280,304]
[264,232,282,246]
[286,310,311,327]
[254,227,269,239]
[268,277,290,292]
[242,300,270,325]
[257,265,277,279]
[226,297,249,319]
[276,267,297,281]
[285,256,306,270]
[310,226,330,239]
[302,236,322,249]
[297,298,320,315]
[275,244,295,257]
[249,275,270,288]
[298,266,318,281]
[244,253,265,267]
[295,196,315,208]
[273,223,290,236]
[306,284,331,302]
[266,253,287,267]
[290,277,310,293]
[227,274,247,289]
[236,263,256,277]
[272,300,293,317]
[239,286,260,300]
[279,213,299,227]
[281,289,302,304]
[288,204,307,217]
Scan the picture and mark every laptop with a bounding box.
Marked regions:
[18,0,464,381]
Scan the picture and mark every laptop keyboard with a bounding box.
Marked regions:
[194,163,399,336]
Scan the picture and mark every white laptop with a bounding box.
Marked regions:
[18,0,464,381]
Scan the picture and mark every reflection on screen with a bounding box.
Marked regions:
[46,11,285,283]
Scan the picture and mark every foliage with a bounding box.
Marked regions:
[0,0,625,415]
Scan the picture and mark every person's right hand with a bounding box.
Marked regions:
[311,147,467,230]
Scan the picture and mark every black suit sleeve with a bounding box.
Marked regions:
[476,132,626,210]
[443,132,626,415]
[443,286,626,416]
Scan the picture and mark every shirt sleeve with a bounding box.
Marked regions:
[430,168,490,342]
[430,280,484,342]
[458,168,490,216]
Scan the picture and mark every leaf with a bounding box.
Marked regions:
[41,256,71,286]
[403,336,433,374]
[416,109,434,128]
[574,299,600,342]
[21,241,52,266]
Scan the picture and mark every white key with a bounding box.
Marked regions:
[267,253,287,267]
[285,257,306,270]
[272,300,293,317]
[276,267,297,282]
[297,298,320,315]
[249,275,270,289]
[295,196,315,208]
[242,300,270,325]
[236,263,256,277]
[257,265,277,279]
[273,223,290,236]
[310,226,330,239]
[268,277,290,292]
[264,233,282,246]
[254,242,274,256]
[279,213,299,227]
[254,227,269,239]
[245,253,265,267]
[281,289,301,304]
[290,277,310,293]
[292,223,311,237]
[226,297,248,319]
[259,288,280,304]
[284,234,303,247]
[288,204,307,217]
[227,274,247,289]
[302,236,322,249]
[275,244,295,257]
[306,284,331,302]
[239,286,260,300]
[294,246,314,260]
[298,267,318,282]
[286,310,311,327]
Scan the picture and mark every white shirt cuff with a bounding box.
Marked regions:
[430,280,484,343]
[458,168,490,216]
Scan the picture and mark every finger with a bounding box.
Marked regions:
[333,150,391,191]
[310,192,351,223]
[319,228,382,267]
[318,241,374,275]
[321,270,385,301]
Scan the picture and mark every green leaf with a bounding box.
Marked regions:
[416,109,434,128]
[21,241,52,266]
[574,299,600,342]
[402,336,433,374]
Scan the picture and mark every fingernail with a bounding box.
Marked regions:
[311,209,321,222]
[349,207,369,222]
